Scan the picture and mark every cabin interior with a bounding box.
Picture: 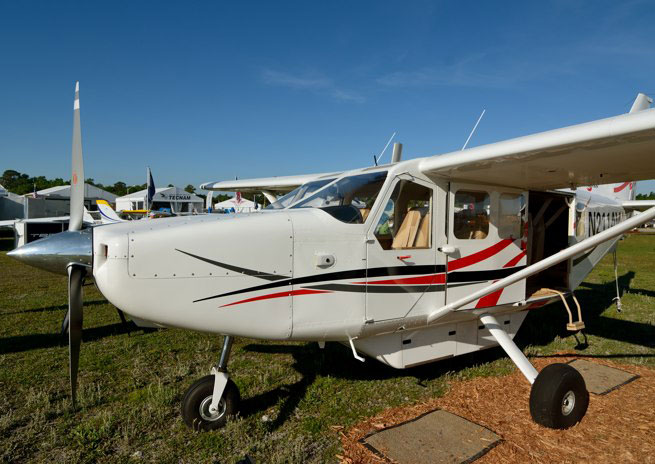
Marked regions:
[526,191,572,296]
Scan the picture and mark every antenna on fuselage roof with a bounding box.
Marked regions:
[374,131,397,166]
[462,109,486,150]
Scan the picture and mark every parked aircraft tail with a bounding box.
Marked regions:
[96,199,124,224]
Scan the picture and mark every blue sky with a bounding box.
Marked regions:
[2,0,655,194]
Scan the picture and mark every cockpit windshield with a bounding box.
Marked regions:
[265,177,337,210]
[291,171,388,224]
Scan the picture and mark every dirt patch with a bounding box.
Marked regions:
[339,355,655,463]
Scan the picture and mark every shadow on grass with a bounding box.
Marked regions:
[0,236,14,251]
[2,300,108,316]
[0,321,137,354]
[517,271,655,349]
[241,341,509,430]
[532,353,655,359]
[240,270,655,429]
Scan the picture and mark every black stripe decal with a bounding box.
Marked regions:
[448,267,526,283]
[176,249,289,281]
[193,264,446,303]
[192,263,524,304]
[305,283,445,294]
[305,282,472,294]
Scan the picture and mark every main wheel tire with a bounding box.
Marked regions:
[529,363,589,429]
[181,375,240,431]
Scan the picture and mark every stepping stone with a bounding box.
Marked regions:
[362,409,500,464]
[569,359,639,395]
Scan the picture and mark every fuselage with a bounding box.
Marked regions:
[92,159,630,357]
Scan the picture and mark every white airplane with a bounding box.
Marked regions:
[96,199,124,224]
[9,84,655,434]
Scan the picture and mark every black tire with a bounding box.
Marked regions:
[181,375,240,431]
[529,363,589,429]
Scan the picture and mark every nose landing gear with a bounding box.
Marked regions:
[181,335,241,431]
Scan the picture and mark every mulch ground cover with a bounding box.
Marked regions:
[339,354,655,463]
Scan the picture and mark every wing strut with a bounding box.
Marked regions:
[427,205,655,323]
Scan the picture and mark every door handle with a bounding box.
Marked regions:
[397,255,412,261]
[438,245,458,255]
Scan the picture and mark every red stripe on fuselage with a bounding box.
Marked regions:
[353,273,446,285]
[475,289,504,308]
[503,250,526,268]
[221,289,330,308]
[448,238,514,271]
[614,182,631,193]
[474,248,527,309]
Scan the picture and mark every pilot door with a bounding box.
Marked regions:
[445,183,528,310]
[365,175,448,322]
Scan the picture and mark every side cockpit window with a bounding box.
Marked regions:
[374,180,432,250]
[265,177,336,210]
[293,171,387,224]
[453,190,490,239]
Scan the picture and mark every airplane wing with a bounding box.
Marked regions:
[419,103,655,190]
[622,200,655,211]
[200,171,342,194]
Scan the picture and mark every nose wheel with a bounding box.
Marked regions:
[181,335,241,431]
[181,375,240,431]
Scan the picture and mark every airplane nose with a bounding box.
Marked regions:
[7,228,93,275]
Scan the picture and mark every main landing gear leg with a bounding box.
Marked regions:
[479,313,589,429]
[181,335,240,431]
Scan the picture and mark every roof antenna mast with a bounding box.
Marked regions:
[462,109,486,150]
[374,131,397,166]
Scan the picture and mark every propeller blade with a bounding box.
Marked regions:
[68,265,85,405]
[69,81,84,232]
[61,309,70,337]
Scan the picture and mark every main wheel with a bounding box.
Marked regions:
[529,363,589,429]
[181,375,240,431]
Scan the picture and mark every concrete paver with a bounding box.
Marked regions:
[569,359,639,395]
[362,409,500,464]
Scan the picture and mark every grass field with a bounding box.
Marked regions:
[1,234,654,463]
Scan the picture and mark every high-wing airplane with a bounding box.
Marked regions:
[8,84,655,433]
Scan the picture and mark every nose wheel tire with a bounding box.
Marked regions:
[181,375,240,431]
[529,363,589,429]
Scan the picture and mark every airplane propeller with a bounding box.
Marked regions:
[66,81,87,405]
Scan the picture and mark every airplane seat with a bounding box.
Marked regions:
[413,211,431,248]
[469,214,488,239]
[392,209,424,249]
[471,229,488,240]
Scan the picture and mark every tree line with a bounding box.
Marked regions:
[1,169,241,205]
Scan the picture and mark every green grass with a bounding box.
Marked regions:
[1,235,654,463]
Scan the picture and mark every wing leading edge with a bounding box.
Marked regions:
[200,171,341,194]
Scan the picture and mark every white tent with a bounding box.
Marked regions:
[35,183,118,203]
[115,186,204,214]
[214,196,260,213]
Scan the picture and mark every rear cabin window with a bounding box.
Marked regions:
[453,190,490,239]
[498,193,525,239]
[374,180,432,250]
